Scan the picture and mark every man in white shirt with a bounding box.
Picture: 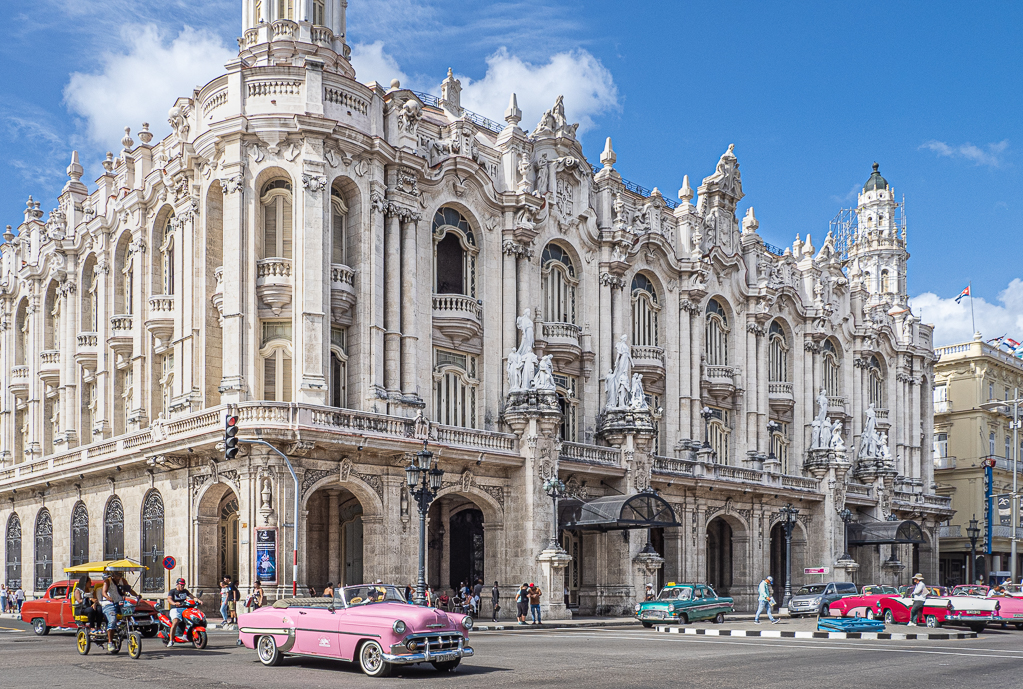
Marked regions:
[906,573,927,626]
[754,576,778,624]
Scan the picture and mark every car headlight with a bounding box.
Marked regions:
[669,604,677,612]
[812,598,822,606]
[634,603,641,612]
[393,620,406,635]
[462,616,473,630]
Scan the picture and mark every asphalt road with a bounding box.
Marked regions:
[3,618,1023,688]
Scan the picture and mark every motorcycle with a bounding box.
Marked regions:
[156,594,208,649]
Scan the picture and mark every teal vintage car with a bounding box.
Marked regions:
[634,583,734,627]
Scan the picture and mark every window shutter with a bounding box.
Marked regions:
[264,200,277,258]
[264,357,276,401]
[282,198,293,258]
[281,354,292,402]
[332,212,345,264]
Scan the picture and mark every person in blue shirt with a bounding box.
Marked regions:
[754,575,778,624]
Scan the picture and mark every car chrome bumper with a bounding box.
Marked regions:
[383,646,474,665]
[944,614,991,622]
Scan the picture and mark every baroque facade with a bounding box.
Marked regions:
[0,0,950,614]
[933,337,1023,585]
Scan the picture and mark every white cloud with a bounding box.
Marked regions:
[350,41,410,89]
[63,24,233,147]
[452,48,619,134]
[920,139,1009,168]
[911,279,1023,346]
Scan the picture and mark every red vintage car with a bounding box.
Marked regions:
[875,593,998,632]
[827,585,899,619]
[952,585,1023,629]
[20,580,160,637]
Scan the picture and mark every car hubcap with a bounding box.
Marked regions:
[258,637,274,661]
[364,644,381,671]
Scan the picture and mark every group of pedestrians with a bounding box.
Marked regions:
[218,576,240,629]
[515,582,543,625]
[0,583,25,614]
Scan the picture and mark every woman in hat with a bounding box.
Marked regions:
[907,573,927,627]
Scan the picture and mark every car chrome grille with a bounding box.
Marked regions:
[410,633,462,651]
[640,610,667,619]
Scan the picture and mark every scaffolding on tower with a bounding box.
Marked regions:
[829,193,906,261]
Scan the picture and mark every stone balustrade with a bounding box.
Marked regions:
[651,455,823,494]
[540,321,581,341]
[560,441,620,466]
[11,365,28,379]
[149,295,175,313]
[110,315,133,332]
[631,345,665,363]
[310,25,334,45]
[39,350,60,366]
[330,264,355,286]
[77,332,99,348]
[270,18,298,39]
[768,382,793,395]
[256,258,293,279]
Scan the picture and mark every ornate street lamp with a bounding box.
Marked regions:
[780,503,799,609]
[700,407,714,449]
[406,441,443,605]
[543,477,567,550]
[838,508,853,561]
[967,515,981,586]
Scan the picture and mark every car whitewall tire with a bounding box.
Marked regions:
[359,640,392,677]
[257,635,284,666]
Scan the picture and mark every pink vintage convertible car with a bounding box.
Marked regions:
[951,585,1023,629]
[238,584,474,677]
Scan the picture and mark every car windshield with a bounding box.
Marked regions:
[796,585,826,595]
[341,585,406,606]
[657,587,692,601]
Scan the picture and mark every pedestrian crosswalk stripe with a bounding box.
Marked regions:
[654,626,977,640]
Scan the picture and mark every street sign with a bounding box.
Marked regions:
[162,555,176,570]
[804,567,829,575]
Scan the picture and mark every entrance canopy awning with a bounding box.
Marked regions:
[559,493,679,532]
[848,520,925,546]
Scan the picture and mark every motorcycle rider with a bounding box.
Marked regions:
[166,577,196,647]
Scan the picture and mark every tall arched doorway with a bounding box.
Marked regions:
[769,522,786,602]
[219,495,240,584]
[427,494,487,595]
[305,486,364,589]
[196,483,240,590]
[706,517,733,595]
[449,509,484,592]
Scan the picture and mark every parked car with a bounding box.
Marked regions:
[787,581,857,617]
[827,585,898,619]
[952,585,1023,629]
[634,583,734,627]
[20,579,160,637]
[875,593,998,632]
[238,584,474,677]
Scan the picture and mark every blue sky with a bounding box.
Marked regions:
[1,0,1019,345]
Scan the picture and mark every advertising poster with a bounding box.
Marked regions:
[255,527,278,585]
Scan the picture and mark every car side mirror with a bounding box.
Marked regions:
[328,604,335,614]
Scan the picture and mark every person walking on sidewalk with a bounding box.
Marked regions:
[907,573,927,626]
[491,581,500,622]
[528,583,543,625]
[754,575,778,624]
[515,583,529,625]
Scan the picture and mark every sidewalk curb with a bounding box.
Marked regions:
[653,626,978,640]
[474,619,639,631]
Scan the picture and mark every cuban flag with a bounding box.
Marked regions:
[954,286,970,303]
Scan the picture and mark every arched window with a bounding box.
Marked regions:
[880,270,890,293]
[141,491,165,592]
[260,321,293,402]
[261,179,293,259]
[555,373,579,442]
[104,497,124,560]
[70,502,89,567]
[433,348,478,429]
[705,299,728,366]
[155,214,175,295]
[631,274,659,347]
[15,299,28,366]
[34,508,53,592]
[823,340,841,395]
[433,207,476,297]
[45,283,60,350]
[81,256,99,332]
[770,422,790,474]
[330,326,347,408]
[707,409,730,464]
[5,514,21,588]
[115,232,134,316]
[542,244,577,324]
[312,0,325,25]
[330,187,348,266]
[275,0,294,21]
[868,355,884,408]
[768,321,788,382]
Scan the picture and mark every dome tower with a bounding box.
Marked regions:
[848,163,908,308]
[239,0,353,76]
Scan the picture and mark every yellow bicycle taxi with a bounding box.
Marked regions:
[65,559,148,659]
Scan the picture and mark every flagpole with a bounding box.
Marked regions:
[970,280,976,335]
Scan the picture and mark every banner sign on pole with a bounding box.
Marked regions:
[255,527,278,585]
[804,567,829,575]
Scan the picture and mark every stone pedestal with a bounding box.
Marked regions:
[537,544,573,620]
[835,558,860,583]
[804,448,852,574]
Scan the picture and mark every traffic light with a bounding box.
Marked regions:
[225,415,240,459]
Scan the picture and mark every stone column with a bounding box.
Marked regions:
[327,489,341,586]
[678,299,696,440]
[399,212,422,400]
[218,158,248,403]
[383,209,401,396]
[745,321,758,452]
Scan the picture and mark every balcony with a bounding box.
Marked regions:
[432,294,482,345]
[108,314,133,360]
[10,365,29,396]
[211,267,224,325]
[330,263,356,325]
[631,345,666,381]
[827,395,847,416]
[536,321,581,366]
[310,25,335,47]
[992,525,1023,540]
[559,441,620,468]
[938,525,961,538]
[768,381,794,411]
[934,400,951,414]
[75,332,99,367]
[701,364,735,402]
[38,350,61,385]
[146,295,175,352]
[933,456,957,470]
[256,258,293,316]
[875,407,890,427]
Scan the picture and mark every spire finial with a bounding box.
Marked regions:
[600,137,616,169]
[504,93,521,126]
[678,175,693,203]
[66,151,83,182]
[121,126,134,153]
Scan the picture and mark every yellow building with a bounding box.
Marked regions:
[934,336,1023,586]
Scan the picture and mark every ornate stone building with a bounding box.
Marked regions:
[0,0,950,614]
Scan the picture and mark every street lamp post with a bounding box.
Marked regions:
[967,515,980,586]
[838,508,853,561]
[701,407,714,449]
[542,477,567,549]
[780,503,799,609]
[405,442,443,605]
[980,388,1021,583]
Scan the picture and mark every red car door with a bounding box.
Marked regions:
[47,584,68,626]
